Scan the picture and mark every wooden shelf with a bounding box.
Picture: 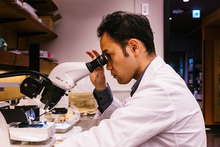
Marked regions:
[0,50,57,73]
[0,51,16,66]
[0,0,58,38]
[14,54,29,67]
[40,59,57,74]
[24,0,58,11]
[0,50,29,67]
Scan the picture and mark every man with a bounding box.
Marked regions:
[57,11,206,147]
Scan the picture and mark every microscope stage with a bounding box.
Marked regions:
[9,122,56,142]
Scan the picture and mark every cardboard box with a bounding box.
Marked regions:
[40,16,55,32]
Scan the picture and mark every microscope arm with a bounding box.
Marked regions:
[48,62,91,91]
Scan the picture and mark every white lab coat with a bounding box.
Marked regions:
[57,56,207,147]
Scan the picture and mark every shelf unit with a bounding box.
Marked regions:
[0,0,59,101]
[0,50,57,72]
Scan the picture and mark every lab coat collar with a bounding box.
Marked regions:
[135,55,166,92]
[130,62,150,97]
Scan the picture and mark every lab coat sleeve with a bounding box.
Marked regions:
[92,97,123,125]
[91,83,123,125]
[93,84,114,113]
[56,80,177,147]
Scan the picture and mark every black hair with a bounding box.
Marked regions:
[97,11,156,56]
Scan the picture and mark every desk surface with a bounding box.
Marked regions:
[75,115,95,131]
[53,115,95,146]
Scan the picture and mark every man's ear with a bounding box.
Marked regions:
[128,39,140,54]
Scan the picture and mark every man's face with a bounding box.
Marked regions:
[100,33,138,84]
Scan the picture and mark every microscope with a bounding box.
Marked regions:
[0,54,107,147]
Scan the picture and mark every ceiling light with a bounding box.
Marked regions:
[183,0,189,2]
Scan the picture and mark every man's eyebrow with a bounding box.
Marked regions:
[102,49,108,54]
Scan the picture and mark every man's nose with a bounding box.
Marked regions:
[106,60,112,70]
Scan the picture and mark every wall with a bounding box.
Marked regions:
[31,0,164,99]
[39,0,163,63]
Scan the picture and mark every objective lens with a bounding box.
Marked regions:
[86,54,108,72]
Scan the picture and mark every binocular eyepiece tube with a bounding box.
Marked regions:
[86,54,108,73]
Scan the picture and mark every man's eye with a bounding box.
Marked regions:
[106,54,111,58]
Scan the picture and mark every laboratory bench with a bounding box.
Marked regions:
[74,115,95,131]
[53,115,95,146]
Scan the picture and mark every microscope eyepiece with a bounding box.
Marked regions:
[86,54,108,73]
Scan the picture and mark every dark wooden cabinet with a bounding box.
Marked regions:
[202,8,220,125]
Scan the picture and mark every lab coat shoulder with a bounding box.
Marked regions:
[131,56,206,146]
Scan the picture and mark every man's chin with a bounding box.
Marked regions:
[116,79,131,85]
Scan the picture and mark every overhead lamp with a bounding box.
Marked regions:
[183,0,189,2]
